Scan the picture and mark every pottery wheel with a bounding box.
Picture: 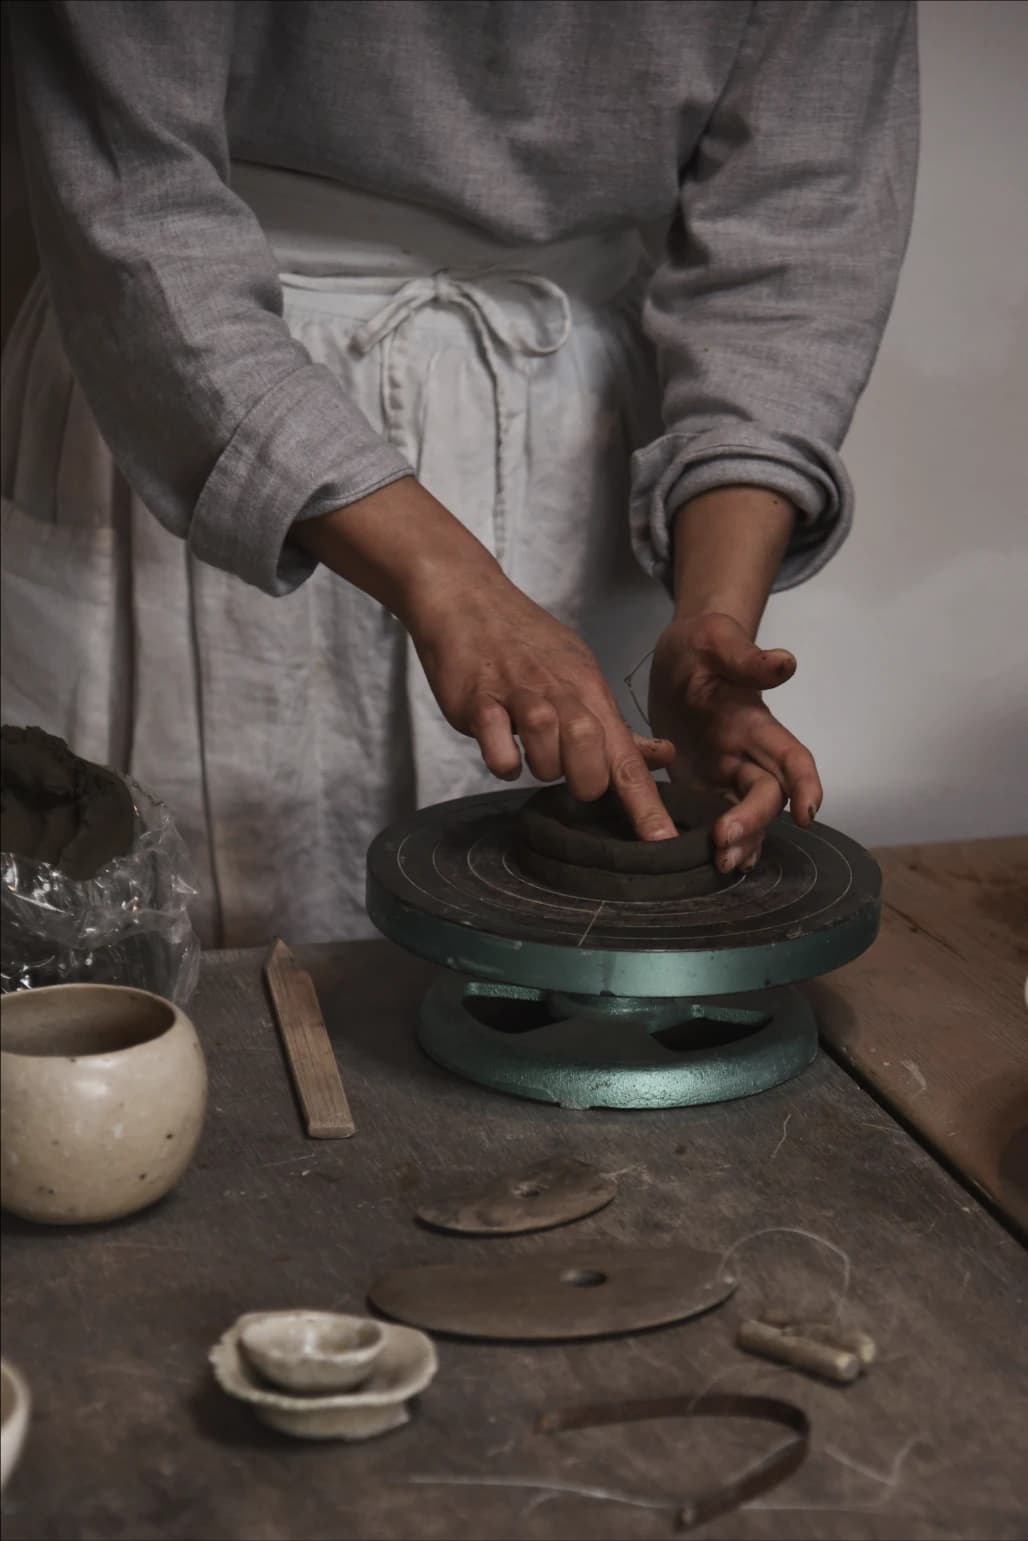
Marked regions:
[365,789,880,1108]
[366,788,881,999]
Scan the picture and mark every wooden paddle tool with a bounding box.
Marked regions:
[264,939,356,1138]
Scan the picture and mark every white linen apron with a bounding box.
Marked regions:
[1,168,665,947]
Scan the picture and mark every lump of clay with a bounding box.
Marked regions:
[516,782,734,901]
[1,726,137,882]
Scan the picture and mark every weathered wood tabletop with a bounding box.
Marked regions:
[2,841,1027,1541]
[814,836,1028,1237]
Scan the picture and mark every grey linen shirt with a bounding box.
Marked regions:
[8,1,918,598]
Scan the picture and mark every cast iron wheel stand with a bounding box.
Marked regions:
[417,976,815,1109]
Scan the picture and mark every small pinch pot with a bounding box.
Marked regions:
[211,1312,438,1441]
[240,1311,386,1393]
[1,983,207,1225]
[1,1360,31,1492]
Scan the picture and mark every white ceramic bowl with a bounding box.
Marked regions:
[240,1311,386,1393]
[1,984,207,1224]
[1,1360,31,1491]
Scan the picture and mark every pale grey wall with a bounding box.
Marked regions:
[598,0,1028,847]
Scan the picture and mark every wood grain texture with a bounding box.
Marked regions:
[264,939,355,1138]
[814,836,1028,1239]
[2,936,1026,1541]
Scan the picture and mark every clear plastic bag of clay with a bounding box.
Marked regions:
[0,781,200,1005]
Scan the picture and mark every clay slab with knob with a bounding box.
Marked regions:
[416,1155,616,1235]
[0,983,207,1224]
[368,1244,737,1340]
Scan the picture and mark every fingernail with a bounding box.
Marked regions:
[742,853,759,872]
[808,804,817,823]
[719,847,742,873]
[722,821,744,846]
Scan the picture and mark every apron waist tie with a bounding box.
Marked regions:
[351,270,573,567]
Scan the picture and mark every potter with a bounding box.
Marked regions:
[2,3,915,948]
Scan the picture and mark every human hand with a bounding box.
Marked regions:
[406,562,678,839]
[293,476,676,837]
[648,611,823,873]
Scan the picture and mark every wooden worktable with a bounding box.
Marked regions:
[2,839,1026,1541]
[815,836,1027,1238]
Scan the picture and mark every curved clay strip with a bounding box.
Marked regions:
[537,1391,810,1533]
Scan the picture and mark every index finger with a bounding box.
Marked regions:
[607,729,677,841]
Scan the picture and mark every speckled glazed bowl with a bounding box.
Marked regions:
[1,983,207,1224]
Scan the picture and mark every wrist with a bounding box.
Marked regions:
[671,485,795,636]
[292,477,502,624]
[672,600,757,638]
[393,541,507,637]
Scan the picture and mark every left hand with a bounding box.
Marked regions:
[648,611,823,873]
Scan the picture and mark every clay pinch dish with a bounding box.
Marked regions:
[239,1311,385,1393]
[211,1312,438,1440]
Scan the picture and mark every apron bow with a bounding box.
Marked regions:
[351,269,573,569]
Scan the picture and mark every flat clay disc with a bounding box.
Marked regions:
[368,1245,737,1341]
[416,1156,616,1236]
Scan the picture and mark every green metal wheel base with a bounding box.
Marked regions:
[417,973,818,1110]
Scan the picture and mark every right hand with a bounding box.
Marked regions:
[405,561,678,840]
[293,477,676,839]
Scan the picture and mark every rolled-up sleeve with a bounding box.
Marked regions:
[8,0,412,596]
[632,0,919,592]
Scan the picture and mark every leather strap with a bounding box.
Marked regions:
[538,1390,810,1532]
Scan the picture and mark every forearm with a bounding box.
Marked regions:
[11,1,418,599]
[672,486,795,638]
[635,3,917,601]
[291,477,503,626]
